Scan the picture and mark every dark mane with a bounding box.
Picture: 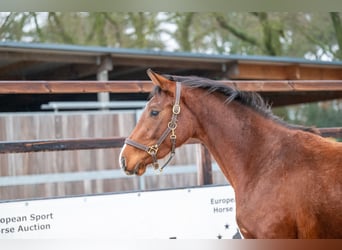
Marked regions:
[159,74,320,135]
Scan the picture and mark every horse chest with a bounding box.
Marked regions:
[235,188,297,238]
[236,208,296,238]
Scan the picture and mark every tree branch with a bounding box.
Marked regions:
[31,12,44,41]
[255,12,283,56]
[102,13,122,45]
[214,14,260,48]
[330,12,342,59]
[48,12,74,44]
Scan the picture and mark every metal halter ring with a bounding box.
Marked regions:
[168,121,177,130]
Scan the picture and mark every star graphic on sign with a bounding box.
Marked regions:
[217,234,222,239]
[224,224,230,229]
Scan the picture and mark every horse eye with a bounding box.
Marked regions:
[150,110,160,117]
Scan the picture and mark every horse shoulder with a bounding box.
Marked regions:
[236,131,342,238]
[289,132,342,238]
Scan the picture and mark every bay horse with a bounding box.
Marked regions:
[119,69,342,238]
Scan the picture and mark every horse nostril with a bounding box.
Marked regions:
[120,157,126,169]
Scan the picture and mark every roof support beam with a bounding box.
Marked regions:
[228,63,342,80]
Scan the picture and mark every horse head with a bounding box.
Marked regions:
[119,69,194,176]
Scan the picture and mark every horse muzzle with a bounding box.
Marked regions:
[120,156,131,175]
[120,156,146,176]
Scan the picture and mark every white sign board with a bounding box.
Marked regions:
[0,185,240,239]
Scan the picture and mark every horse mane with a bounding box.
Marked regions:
[158,74,320,135]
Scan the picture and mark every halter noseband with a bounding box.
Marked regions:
[124,82,182,173]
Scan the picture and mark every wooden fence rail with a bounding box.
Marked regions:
[0,127,341,154]
[317,127,342,138]
[0,80,342,93]
[0,137,200,154]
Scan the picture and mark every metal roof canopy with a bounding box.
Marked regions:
[0,41,341,111]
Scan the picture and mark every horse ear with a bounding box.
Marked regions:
[147,69,176,94]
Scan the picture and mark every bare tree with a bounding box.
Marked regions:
[330,12,342,59]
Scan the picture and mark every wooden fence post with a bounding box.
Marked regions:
[196,144,213,185]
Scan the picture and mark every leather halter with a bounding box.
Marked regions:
[124,82,182,173]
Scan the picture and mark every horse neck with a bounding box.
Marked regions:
[186,90,288,190]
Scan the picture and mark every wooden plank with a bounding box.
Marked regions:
[0,80,342,94]
[233,80,342,92]
[0,81,50,93]
[290,81,342,91]
[0,137,125,154]
[0,81,153,94]
[229,64,289,80]
[229,63,342,80]
[0,137,201,154]
[233,81,293,92]
[319,127,342,138]
[106,81,154,93]
[299,66,342,80]
[196,144,213,185]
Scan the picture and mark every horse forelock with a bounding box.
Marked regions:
[149,86,162,99]
[160,74,320,135]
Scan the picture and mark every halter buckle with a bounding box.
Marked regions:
[173,104,181,114]
[147,144,159,155]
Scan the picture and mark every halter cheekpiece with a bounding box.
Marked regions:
[124,82,182,173]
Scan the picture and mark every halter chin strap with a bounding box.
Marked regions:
[124,82,182,173]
